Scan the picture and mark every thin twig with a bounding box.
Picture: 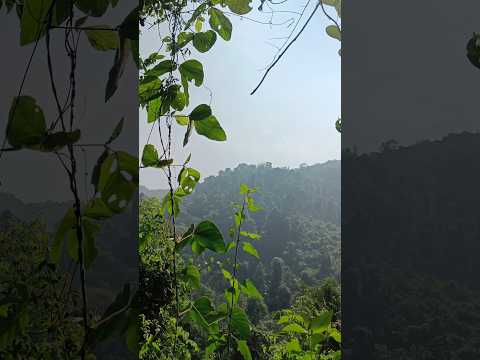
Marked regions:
[250,1,321,95]
[227,195,247,355]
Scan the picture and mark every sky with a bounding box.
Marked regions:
[139,1,341,189]
[343,0,480,153]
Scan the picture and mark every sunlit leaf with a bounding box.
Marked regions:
[225,0,252,15]
[209,8,232,41]
[189,104,212,121]
[194,115,226,141]
[230,307,250,340]
[282,323,307,334]
[192,221,225,253]
[192,30,217,53]
[242,242,259,259]
[241,279,263,300]
[326,25,341,41]
[236,339,252,360]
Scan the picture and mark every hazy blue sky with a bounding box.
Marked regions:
[140,1,341,189]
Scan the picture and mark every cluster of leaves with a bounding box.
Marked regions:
[0,213,84,358]
[266,309,341,359]
[138,197,199,359]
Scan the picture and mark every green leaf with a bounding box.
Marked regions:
[189,104,212,121]
[101,171,136,213]
[230,307,250,340]
[286,338,302,353]
[142,144,173,168]
[236,340,252,360]
[225,280,240,306]
[38,129,81,152]
[125,309,140,354]
[179,59,204,105]
[161,192,181,217]
[282,323,307,334]
[116,151,139,184]
[105,37,130,102]
[335,118,341,133]
[172,90,186,111]
[177,32,194,49]
[330,328,341,343]
[20,0,54,46]
[226,241,236,251]
[178,167,201,196]
[240,183,249,194]
[139,79,162,106]
[145,60,176,78]
[183,119,194,147]
[242,242,259,259]
[194,17,203,32]
[65,219,99,269]
[175,224,195,251]
[194,115,226,141]
[277,312,305,325]
[107,117,124,144]
[240,231,261,240]
[321,0,338,5]
[7,96,46,148]
[310,310,332,333]
[141,144,159,167]
[83,198,114,220]
[225,0,252,15]
[184,264,201,288]
[175,115,190,126]
[85,26,118,51]
[209,8,232,41]
[192,30,217,53]
[192,221,226,253]
[91,149,109,194]
[222,268,234,283]
[241,279,263,300]
[184,2,208,30]
[335,0,341,17]
[147,98,163,123]
[326,25,341,41]
[246,196,261,212]
[178,59,204,86]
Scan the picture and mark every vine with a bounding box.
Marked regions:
[1,1,140,358]
[139,0,341,359]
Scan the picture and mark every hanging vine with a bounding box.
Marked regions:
[0,1,140,358]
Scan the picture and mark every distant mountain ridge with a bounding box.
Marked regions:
[139,185,168,199]
[140,160,341,285]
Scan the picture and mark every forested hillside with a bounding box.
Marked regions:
[0,195,138,308]
[143,161,341,291]
[139,161,341,358]
[343,132,480,359]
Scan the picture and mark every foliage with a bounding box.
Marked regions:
[1,0,140,357]
[0,213,84,358]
